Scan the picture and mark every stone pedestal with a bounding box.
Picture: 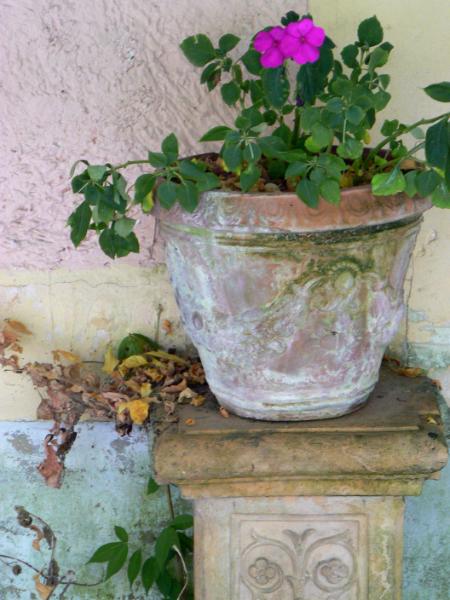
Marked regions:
[154,368,448,599]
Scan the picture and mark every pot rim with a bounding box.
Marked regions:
[158,185,432,235]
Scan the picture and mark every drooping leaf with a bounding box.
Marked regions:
[169,514,194,530]
[134,174,156,204]
[320,179,341,204]
[241,49,262,75]
[221,81,241,105]
[415,170,441,196]
[341,44,359,68]
[142,556,159,592]
[87,165,108,182]
[147,151,168,169]
[157,181,178,209]
[155,527,180,569]
[240,164,261,192]
[68,200,92,247]
[425,118,448,170]
[115,217,136,238]
[127,549,142,586]
[88,542,126,564]
[262,67,290,109]
[177,181,199,212]
[296,179,320,208]
[105,543,128,580]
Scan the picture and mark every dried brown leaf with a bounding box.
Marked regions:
[162,319,174,335]
[185,418,196,426]
[191,395,206,407]
[163,378,187,394]
[219,406,230,418]
[33,575,55,600]
[52,349,81,364]
[5,319,32,335]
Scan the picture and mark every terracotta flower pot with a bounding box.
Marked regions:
[159,187,430,421]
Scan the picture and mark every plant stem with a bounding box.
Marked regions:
[292,108,301,146]
[365,111,450,166]
[165,485,176,521]
[372,142,426,175]
[111,159,150,171]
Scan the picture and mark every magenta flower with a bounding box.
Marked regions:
[253,26,290,69]
[279,18,326,64]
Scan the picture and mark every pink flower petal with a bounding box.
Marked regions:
[302,43,321,63]
[293,42,320,65]
[306,26,326,47]
[279,34,300,57]
[297,18,314,35]
[254,31,273,53]
[269,26,285,41]
[261,47,285,68]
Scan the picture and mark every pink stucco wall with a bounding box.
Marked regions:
[0,0,306,270]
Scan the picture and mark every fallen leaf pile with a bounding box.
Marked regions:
[0,320,206,488]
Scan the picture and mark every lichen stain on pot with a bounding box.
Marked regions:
[159,189,431,421]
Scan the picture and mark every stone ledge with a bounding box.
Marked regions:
[154,367,448,497]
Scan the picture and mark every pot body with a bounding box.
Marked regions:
[159,188,430,421]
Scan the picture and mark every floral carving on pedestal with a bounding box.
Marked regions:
[235,516,366,600]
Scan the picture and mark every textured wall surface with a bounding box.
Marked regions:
[1,0,450,598]
[0,0,304,270]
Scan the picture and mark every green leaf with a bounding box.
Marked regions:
[241,49,262,75]
[87,165,107,182]
[346,105,365,125]
[262,67,290,109]
[415,170,441,196]
[127,549,142,587]
[358,16,383,47]
[147,477,160,495]
[114,217,135,238]
[180,34,216,67]
[221,81,241,105]
[161,133,179,162]
[243,142,261,163]
[200,125,233,142]
[297,40,334,104]
[148,151,169,169]
[179,160,206,180]
[115,526,129,543]
[296,179,320,208]
[368,47,390,71]
[177,181,199,212]
[431,182,450,207]
[99,228,139,259]
[379,74,391,89]
[197,172,220,192]
[134,174,156,204]
[326,98,344,114]
[258,136,287,158]
[68,200,92,247]
[411,126,425,140]
[424,81,450,102]
[373,90,391,111]
[404,170,418,198]
[341,44,359,68]
[336,139,363,160]
[71,170,90,193]
[381,119,399,136]
[155,527,180,569]
[170,514,194,530]
[276,150,307,162]
[320,179,341,204]
[371,169,406,196]
[285,162,309,178]
[240,164,261,192]
[301,107,321,132]
[142,556,158,592]
[425,118,448,170]
[200,61,221,84]
[88,542,126,564]
[105,544,128,581]
[311,123,333,149]
[219,33,240,53]
[222,143,242,170]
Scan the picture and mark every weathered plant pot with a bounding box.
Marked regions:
[159,187,430,421]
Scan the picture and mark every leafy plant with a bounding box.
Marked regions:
[66,13,447,254]
[88,477,193,599]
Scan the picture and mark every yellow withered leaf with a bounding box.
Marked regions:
[33,575,55,600]
[117,400,149,425]
[5,319,32,335]
[52,349,81,364]
[146,350,189,365]
[103,346,119,374]
[140,382,152,397]
[120,355,148,369]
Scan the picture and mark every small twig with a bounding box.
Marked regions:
[165,485,176,521]
[172,545,189,600]
[0,554,42,575]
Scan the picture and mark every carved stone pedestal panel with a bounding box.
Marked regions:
[154,368,448,599]
[194,496,402,600]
